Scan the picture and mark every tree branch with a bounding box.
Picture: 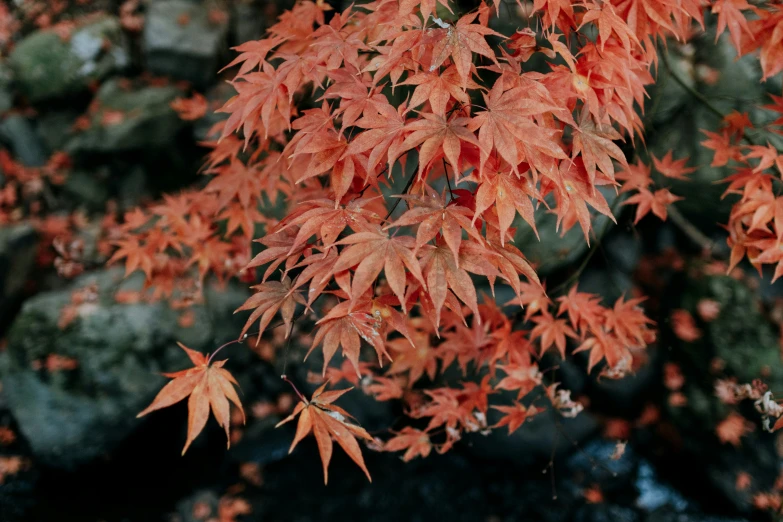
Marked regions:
[667,205,725,258]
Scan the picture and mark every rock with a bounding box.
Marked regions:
[514,188,619,276]
[644,508,749,522]
[116,166,150,207]
[0,269,250,469]
[0,64,13,113]
[65,78,185,153]
[36,110,81,153]
[8,16,129,103]
[635,460,690,513]
[0,225,38,329]
[61,169,110,210]
[0,412,38,522]
[568,439,640,495]
[670,274,783,390]
[231,0,268,45]
[603,230,642,275]
[577,267,634,309]
[143,0,230,87]
[232,416,291,465]
[0,115,47,167]
[61,163,151,211]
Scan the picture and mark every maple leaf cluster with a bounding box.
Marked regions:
[702,110,783,280]
[120,0,783,484]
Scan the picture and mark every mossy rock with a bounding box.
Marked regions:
[0,269,250,469]
[65,78,185,153]
[143,0,230,87]
[8,16,129,103]
[0,225,38,329]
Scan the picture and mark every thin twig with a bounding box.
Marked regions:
[442,158,454,200]
[358,165,390,196]
[659,50,724,121]
[659,48,769,150]
[385,164,418,220]
[667,205,724,257]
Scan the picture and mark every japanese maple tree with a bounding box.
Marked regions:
[106,0,783,484]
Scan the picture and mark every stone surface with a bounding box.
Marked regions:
[0,269,249,469]
[65,78,185,153]
[173,489,221,522]
[36,110,81,153]
[0,225,38,327]
[231,0,270,45]
[8,16,129,102]
[143,0,230,87]
[0,115,47,167]
[0,64,13,113]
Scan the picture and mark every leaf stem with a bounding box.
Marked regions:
[384,161,419,220]
[207,338,242,365]
[442,158,454,200]
[281,374,308,403]
[666,205,724,257]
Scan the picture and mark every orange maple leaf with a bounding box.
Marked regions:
[491,402,540,434]
[571,107,627,186]
[276,380,373,484]
[235,276,306,341]
[170,93,208,121]
[651,150,696,180]
[137,343,245,455]
[427,10,502,87]
[383,426,432,461]
[623,188,682,223]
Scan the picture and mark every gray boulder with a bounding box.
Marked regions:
[65,78,185,153]
[0,115,47,167]
[0,64,13,113]
[143,0,230,87]
[0,269,250,469]
[8,16,129,103]
[232,0,267,45]
[36,110,81,153]
[0,225,38,324]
